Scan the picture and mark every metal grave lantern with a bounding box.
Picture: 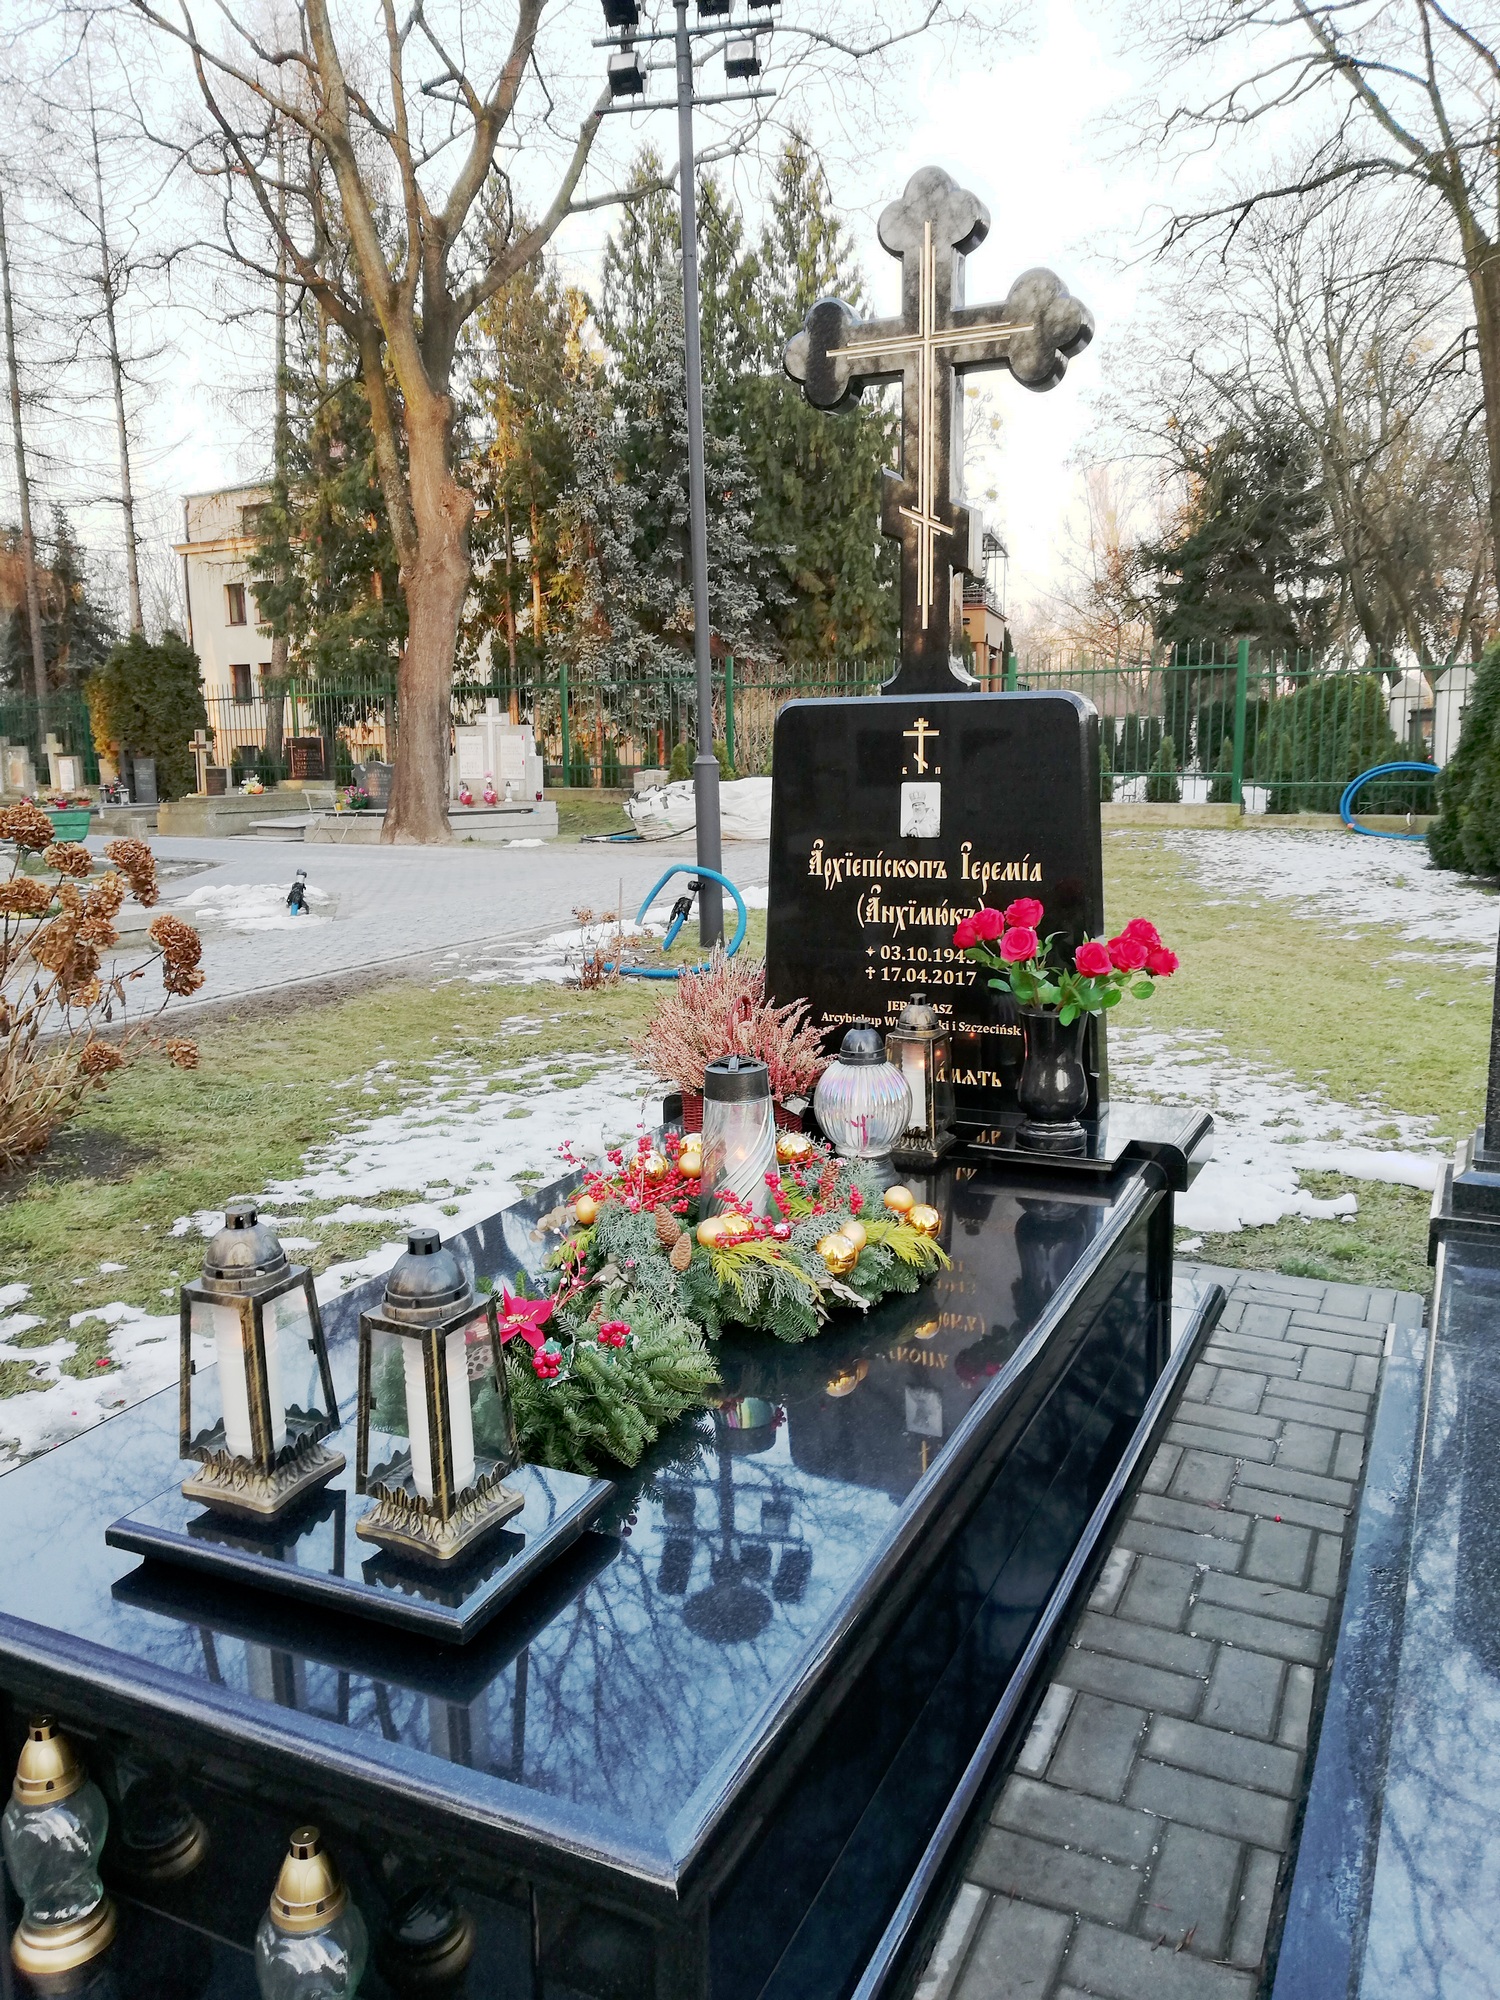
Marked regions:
[887,994,956,1168]
[701,1055,777,1218]
[180,1200,343,1519]
[355,1231,523,1565]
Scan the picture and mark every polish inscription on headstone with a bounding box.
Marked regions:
[768,166,1103,1124]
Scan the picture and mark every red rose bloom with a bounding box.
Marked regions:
[973,905,1006,941]
[1146,947,1179,978]
[952,915,980,949]
[1004,897,1045,929]
[1074,939,1112,977]
[1108,934,1150,972]
[1123,917,1161,949]
[999,925,1040,963]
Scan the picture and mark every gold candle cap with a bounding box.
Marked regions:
[269,1826,349,1934]
[13,1717,85,1806]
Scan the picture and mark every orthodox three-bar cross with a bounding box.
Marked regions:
[784,166,1093,697]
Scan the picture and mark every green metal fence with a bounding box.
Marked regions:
[124,641,1480,812]
[0,690,100,788]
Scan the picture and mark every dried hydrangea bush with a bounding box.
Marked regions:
[1,805,203,1171]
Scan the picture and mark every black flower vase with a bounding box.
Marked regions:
[1016,1007,1089,1153]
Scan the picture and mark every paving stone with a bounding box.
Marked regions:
[1185,1361,1219,1402]
[1117,1520,1244,1574]
[1119,1556,1198,1632]
[1055,1646,1204,1720]
[969,1826,1142,1925]
[1324,1281,1382,1318]
[1392,1292,1426,1327]
[1187,1603,1324,1666]
[993,1776,1162,1865]
[1206,1368,1267,1414]
[1310,1532,1343,1597]
[1297,1345,1354,1390]
[1144,1715,1301,1796]
[1204,1337,1303,1379]
[915,1882,989,2000]
[1262,1373,1371,1414]
[1138,1821,1242,1957]
[1201,1646,1284,1738]
[1283,1318,1384,1354]
[1064,1917,1256,1999]
[1050,1693,1148,1802]
[1260,1395,1367,1439]
[1278,1664,1316,1750]
[1196,1571,1332,1631]
[1016,1684,1076,1778]
[1132,1492,1251,1539]
[1166,1420,1278,1465]
[1234,1303,1293,1340]
[1073,1611,1214,1680]
[953,1894,1071,2000]
[1164,1401,1281,1441]
[1169,1449,1238,1505]
[1229,1847,1281,1968]
[1089,1547,1136,1614]
[1241,1272,1326,1299]
[1225,1486,1349,1535]
[1126,1760,1293,1849]
[1333,1430,1367,1488]
[1358,1287,1396,1321]
[1350,1354,1381,1397]
[1237,1460,1354,1508]
[1243,1519,1313,1589]
[1140,1444,1181,1497]
[1275,1422,1336,1475]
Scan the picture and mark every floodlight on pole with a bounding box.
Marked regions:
[601,0,641,26]
[607,45,647,95]
[724,36,760,78]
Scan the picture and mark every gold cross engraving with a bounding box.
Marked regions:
[903,716,939,774]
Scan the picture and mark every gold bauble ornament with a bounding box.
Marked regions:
[839,1217,868,1252]
[696,1216,728,1248]
[776,1131,815,1166]
[676,1144,702,1178]
[642,1151,670,1184]
[718,1214,755,1245]
[883,1185,915,1214]
[908,1204,942,1238]
[817,1231,859,1277]
[573,1194,599,1227]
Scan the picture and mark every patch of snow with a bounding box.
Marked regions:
[0,1284,30,1312]
[1176,1236,1204,1254]
[1162,829,1498,965]
[1110,1023,1447,1235]
[506,838,544,848]
[98,1261,126,1274]
[0,1315,43,1342]
[0,1305,192,1466]
[172,880,332,932]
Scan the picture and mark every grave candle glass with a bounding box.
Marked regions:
[887,994,956,1168]
[2,1718,116,1977]
[254,1825,368,2000]
[180,1201,344,1519]
[701,1056,777,1218]
[813,1026,912,1165]
[355,1231,523,1565]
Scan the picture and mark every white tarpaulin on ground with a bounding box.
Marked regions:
[626,777,772,841]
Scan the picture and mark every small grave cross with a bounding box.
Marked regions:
[784,166,1093,696]
[189,729,213,795]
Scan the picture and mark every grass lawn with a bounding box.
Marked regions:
[550,791,636,840]
[1,831,1484,1393]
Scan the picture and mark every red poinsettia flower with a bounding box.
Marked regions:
[498,1287,555,1350]
[1108,934,1150,972]
[1074,939,1112,977]
[1004,897,1045,929]
[1122,917,1162,949]
[1146,947,1179,978]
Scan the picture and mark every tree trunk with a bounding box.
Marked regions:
[264,158,291,774]
[382,400,468,844]
[1468,243,1500,606]
[88,87,142,634]
[0,187,47,709]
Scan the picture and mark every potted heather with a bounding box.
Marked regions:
[629,950,828,1131]
[952,898,1179,1149]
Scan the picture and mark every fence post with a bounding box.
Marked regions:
[559,658,571,787]
[1003,648,1018,692]
[724,656,735,773]
[1231,637,1249,806]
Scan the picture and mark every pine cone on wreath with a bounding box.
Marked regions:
[655,1205,683,1250]
[669,1233,694,1273]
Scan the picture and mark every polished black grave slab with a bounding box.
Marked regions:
[106,1456,613,1643]
[0,1144,1218,2000]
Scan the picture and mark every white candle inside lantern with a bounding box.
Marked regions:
[898,1039,929,1112]
[402,1339,436,1500]
[445,1328,476,1494]
[203,1299,285,1458]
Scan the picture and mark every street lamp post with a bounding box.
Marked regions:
[600,1,775,946]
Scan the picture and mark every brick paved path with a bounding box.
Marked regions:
[916,1265,1425,2000]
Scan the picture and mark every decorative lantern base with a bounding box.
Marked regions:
[12,1897,117,1976]
[891,1129,957,1170]
[355,1462,525,1566]
[182,1435,346,1521]
[117,1805,210,1886]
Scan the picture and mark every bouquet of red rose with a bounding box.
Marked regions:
[952,898,1179,1026]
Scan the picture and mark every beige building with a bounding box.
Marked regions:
[174,484,275,704]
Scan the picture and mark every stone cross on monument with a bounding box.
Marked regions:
[189,730,213,796]
[784,166,1093,696]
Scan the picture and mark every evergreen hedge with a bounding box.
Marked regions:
[1146,734,1181,803]
[84,632,207,801]
[1429,640,1500,875]
[1255,673,1398,814]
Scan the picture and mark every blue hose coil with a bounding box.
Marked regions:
[1338,762,1439,842]
[604,865,749,979]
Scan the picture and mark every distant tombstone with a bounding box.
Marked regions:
[43,732,65,789]
[767,165,1101,1128]
[4,744,37,795]
[205,767,229,797]
[451,699,543,803]
[288,737,327,781]
[55,755,84,793]
[130,756,158,806]
[363,761,394,809]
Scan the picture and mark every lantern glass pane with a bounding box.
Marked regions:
[270,1283,327,1428]
[932,1035,955,1130]
[466,1309,515,1471]
[365,1324,434,1499]
[701,1094,777,1216]
[893,1038,930,1128]
[188,1294,264,1460]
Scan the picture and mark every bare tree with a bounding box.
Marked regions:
[1128,0,1500,610]
[117,0,978,842]
[0,180,47,706]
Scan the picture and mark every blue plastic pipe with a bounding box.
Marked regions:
[603,864,749,979]
[1338,762,1439,842]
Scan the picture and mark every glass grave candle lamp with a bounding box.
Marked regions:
[254,1825,368,2000]
[887,994,956,1168]
[180,1200,344,1519]
[701,1055,777,1218]
[355,1231,523,1565]
[2,1718,116,1977]
[812,1026,912,1166]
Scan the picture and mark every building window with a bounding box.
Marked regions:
[226,582,247,626]
[240,503,268,537]
[231,663,254,705]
